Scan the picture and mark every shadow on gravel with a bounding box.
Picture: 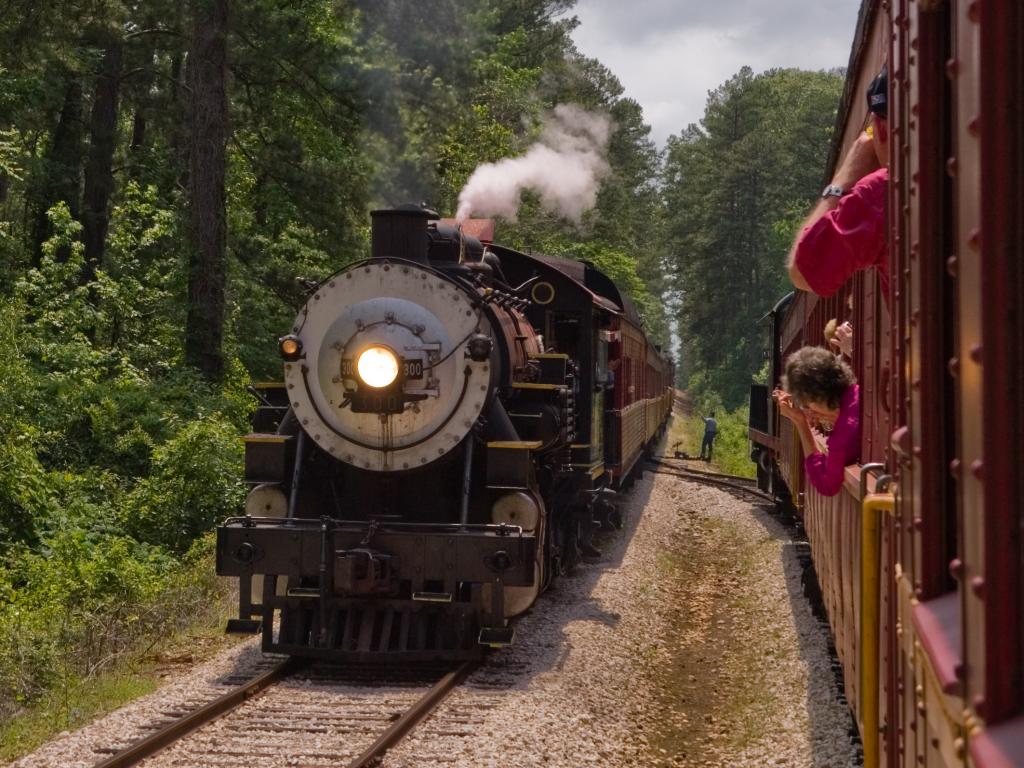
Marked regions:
[745,500,864,767]
[471,460,658,686]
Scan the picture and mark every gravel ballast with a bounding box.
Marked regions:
[8,468,860,768]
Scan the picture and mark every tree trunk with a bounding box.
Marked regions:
[33,78,84,263]
[184,0,229,381]
[82,42,123,281]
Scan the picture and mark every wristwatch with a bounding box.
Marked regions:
[821,184,845,199]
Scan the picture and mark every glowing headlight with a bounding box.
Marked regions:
[356,346,400,388]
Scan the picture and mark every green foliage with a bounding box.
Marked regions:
[124,416,246,553]
[672,402,756,480]
[664,67,844,405]
[0,534,226,728]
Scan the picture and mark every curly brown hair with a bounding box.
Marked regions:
[782,346,856,411]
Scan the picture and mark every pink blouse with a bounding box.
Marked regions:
[804,384,860,497]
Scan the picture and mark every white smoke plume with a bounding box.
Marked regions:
[455,104,613,224]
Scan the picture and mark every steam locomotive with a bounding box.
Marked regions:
[217,206,673,660]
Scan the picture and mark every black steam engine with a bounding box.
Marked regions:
[217,205,670,660]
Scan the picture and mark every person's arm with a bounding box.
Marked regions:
[773,389,816,454]
[804,445,846,497]
[787,133,881,291]
[804,389,860,497]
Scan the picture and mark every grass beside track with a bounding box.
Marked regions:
[0,554,241,763]
[668,407,756,479]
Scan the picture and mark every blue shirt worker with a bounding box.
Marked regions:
[700,413,718,461]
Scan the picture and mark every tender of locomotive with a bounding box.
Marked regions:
[217,206,672,660]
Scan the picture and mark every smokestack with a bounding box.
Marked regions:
[370,204,437,263]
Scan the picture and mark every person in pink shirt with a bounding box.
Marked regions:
[788,67,889,302]
[772,346,859,497]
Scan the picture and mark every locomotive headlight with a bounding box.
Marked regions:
[356,345,400,388]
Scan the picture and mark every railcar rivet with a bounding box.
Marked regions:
[970,459,983,480]
[967,1,980,22]
[968,229,981,250]
[970,576,985,597]
[946,157,958,177]
[949,558,965,579]
[945,58,958,80]
[954,738,966,759]
[969,344,982,364]
[946,255,958,277]
[949,458,962,478]
[302,418,309,425]
[947,357,960,377]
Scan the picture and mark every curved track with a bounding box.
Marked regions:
[645,458,775,504]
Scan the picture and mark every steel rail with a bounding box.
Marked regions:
[650,456,759,486]
[646,464,776,504]
[93,657,297,768]
[346,659,478,768]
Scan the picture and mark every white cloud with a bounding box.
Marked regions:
[565,0,862,145]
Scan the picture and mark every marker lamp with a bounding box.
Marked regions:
[279,335,302,361]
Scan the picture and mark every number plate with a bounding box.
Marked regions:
[350,392,405,414]
[403,359,423,379]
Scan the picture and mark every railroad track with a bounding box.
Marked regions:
[93,657,478,768]
[653,455,760,486]
[646,458,775,504]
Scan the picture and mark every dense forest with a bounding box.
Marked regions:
[0,0,841,744]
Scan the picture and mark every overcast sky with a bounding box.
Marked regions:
[564,0,863,146]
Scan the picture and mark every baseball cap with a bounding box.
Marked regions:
[866,66,888,120]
